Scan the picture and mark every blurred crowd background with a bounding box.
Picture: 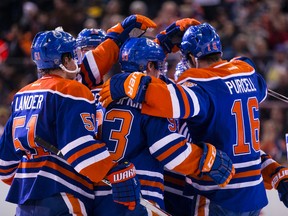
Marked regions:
[0,0,288,164]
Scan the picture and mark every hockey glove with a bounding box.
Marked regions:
[271,166,288,208]
[99,72,151,108]
[155,18,201,53]
[106,14,156,47]
[106,161,141,210]
[199,142,235,187]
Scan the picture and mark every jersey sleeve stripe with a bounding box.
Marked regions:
[149,133,184,154]
[66,143,106,164]
[140,179,164,191]
[74,150,110,173]
[165,145,192,170]
[182,86,200,118]
[0,159,20,166]
[233,169,261,178]
[15,171,94,199]
[19,159,93,188]
[233,158,261,168]
[85,51,101,84]
[155,141,187,162]
[141,190,164,200]
[61,135,95,155]
[137,170,164,179]
[176,85,192,118]
[261,158,274,169]
[167,84,181,118]
[188,176,263,191]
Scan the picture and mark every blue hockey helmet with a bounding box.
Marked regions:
[119,37,166,73]
[76,28,106,49]
[31,28,77,69]
[180,23,222,59]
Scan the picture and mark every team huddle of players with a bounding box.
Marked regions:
[0,14,287,216]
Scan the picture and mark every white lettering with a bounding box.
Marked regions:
[112,167,136,183]
[271,169,288,188]
[225,81,234,94]
[116,98,142,109]
[224,78,257,95]
[127,73,138,97]
[14,94,44,111]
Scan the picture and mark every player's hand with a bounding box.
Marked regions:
[155,18,200,53]
[106,14,156,47]
[271,166,288,208]
[99,72,151,108]
[106,161,141,210]
[199,142,235,187]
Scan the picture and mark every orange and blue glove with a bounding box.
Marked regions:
[270,166,288,208]
[198,142,235,187]
[155,18,201,53]
[106,14,156,47]
[99,72,151,108]
[106,161,141,210]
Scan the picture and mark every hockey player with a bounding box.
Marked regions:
[94,36,234,216]
[76,28,106,85]
[99,23,288,215]
[76,28,107,133]
[0,27,141,216]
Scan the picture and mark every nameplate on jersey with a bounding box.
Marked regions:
[116,97,142,109]
[14,94,44,111]
[225,78,256,95]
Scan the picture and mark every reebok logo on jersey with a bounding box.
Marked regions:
[182,81,197,87]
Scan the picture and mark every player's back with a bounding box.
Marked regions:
[1,74,96,204]
[178,59,268,211]
[96,94,193,215]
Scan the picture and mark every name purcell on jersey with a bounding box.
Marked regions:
[225,77,257,95]
[14,94,44,111]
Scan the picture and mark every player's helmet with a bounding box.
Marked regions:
[31,29,76,69]
[119,37,166,73]
[76,28,106,49]
[180,23,222,59]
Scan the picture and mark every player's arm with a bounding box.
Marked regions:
[146,117,234,187]
[79,14,156,89]
[80,39,119,89]
[55,83,115,183]
[100,73,210,120]
[142,77,210,119]
[0,115,21,185]
[260,150,288,207]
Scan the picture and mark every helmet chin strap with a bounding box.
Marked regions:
[195,58,199,68]
[59,60,80,73]
[188,54,198,68]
